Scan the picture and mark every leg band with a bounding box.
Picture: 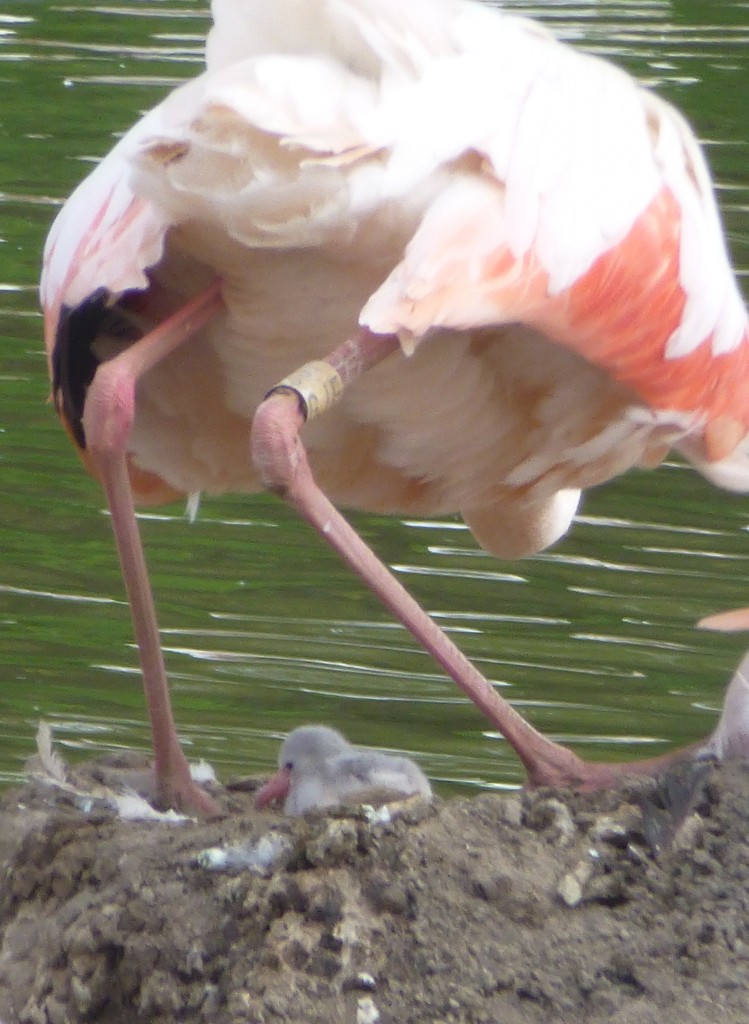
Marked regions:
[266,360,344,420]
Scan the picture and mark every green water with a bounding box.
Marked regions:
[1,0,748,795]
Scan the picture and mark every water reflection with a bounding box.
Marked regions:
[0,0,748,796]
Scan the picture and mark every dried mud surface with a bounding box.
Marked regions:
[1,756,749,1023]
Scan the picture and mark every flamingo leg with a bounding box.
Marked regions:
[81,283,223,814]
[251,329,710,789]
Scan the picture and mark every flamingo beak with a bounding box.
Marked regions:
[256,765,292,808]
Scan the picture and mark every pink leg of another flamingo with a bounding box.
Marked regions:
[251,329,710,789]
[81,282,223,814]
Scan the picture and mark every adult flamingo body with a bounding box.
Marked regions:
[41,0,749,812]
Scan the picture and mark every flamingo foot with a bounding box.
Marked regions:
[699,606,749,632]
[149,746,220,817]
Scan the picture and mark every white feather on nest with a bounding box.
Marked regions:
[28,722,196,823]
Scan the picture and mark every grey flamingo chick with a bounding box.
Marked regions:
[256,725,433,815]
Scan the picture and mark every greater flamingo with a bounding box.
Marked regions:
[41,0,749,813]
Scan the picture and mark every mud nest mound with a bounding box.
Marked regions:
[2,756,749,1023]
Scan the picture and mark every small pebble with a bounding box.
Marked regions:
[357,996,380,1024]
[671,813,705,854]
